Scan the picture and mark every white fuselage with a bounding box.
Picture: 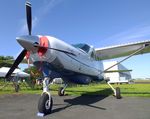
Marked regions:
[28,36,104,79]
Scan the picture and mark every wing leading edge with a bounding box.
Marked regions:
[95,40,150,60]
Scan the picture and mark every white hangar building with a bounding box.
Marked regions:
[103,61,132,83]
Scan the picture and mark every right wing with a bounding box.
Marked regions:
[95,40,150,60]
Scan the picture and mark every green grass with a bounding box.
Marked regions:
[119,84,150,97]
[65,83,150,97]
[0,82,150,97]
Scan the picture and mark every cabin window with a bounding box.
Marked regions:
[91,51,94,58]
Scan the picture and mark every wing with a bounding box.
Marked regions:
[95,40,150,60]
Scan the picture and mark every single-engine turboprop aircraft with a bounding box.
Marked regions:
[5,1,150,115]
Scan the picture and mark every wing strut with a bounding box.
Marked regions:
[102,44,149,99]
[102,44,150,74]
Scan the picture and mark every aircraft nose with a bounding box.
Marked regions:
[16,35,39,52]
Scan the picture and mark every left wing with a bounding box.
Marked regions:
[95,40,150,60]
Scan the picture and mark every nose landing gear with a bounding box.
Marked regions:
[37,77,53,116]
[38,93,53,115]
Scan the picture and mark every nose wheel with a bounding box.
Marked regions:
[38,93,53,115]
[37,77,53,115]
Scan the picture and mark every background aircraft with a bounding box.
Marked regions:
[5,1,150,115]
[0,67,30,78]
[0,67,30,92]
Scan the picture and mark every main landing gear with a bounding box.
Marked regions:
[14,83,20,92]
[38,77,53,115]
[107,81,121,99]
[58,84,68,96]
[12,75,20,92]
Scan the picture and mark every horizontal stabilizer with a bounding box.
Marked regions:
[104,69,132,73]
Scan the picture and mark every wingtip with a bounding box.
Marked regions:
[25,1,31,7]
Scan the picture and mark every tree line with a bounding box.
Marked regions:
[0,56,14,68]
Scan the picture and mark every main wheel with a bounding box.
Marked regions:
[116,87,121,99]
[38,93,53,115]
[58,87,65,96]
[15,84,20,92]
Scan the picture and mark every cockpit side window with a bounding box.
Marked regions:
[72,44,90,53]
[81,45,90,53]
[72,44,96,60]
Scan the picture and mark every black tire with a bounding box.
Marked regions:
[116,87,121,99]
[58,87,64,96]
[15,84,19,92]
[38,93,53,115]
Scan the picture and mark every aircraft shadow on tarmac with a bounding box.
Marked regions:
[51,88,112,114]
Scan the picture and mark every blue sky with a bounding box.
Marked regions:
[0,0,150,78]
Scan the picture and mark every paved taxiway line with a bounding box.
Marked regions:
[0,94,150,119]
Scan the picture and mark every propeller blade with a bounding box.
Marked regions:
[26,1,32,35]
[5,49,27,79]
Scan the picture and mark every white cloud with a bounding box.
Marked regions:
[19,16,38,35]
[18,0,63,35]
[105,25,150,44]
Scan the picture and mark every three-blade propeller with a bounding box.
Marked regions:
[5,1,76,79]
[5,1,32,79]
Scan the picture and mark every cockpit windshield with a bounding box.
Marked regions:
[72,43,90,53]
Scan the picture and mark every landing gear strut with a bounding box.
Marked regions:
[58,83,68,96]
[38,77,53,115]
[107,81,121,99]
